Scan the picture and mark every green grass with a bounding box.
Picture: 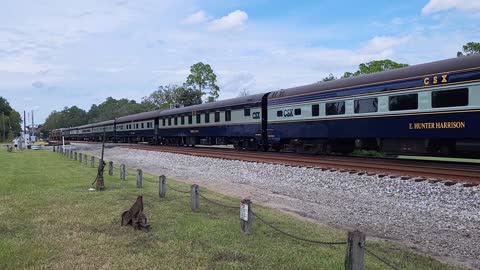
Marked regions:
[0,150,466,270]
[398,155,480,163]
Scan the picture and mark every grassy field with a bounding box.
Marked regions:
[0,149,465,270]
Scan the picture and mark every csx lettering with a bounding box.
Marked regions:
[283,109,293,117]
[423,74,448,85]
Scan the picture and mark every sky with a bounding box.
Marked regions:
[1,0,479,124]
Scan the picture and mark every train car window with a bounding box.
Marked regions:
[168,118,171,126]
[225,110,231,121]
[354,98,377,113]
[244,108,251,116]
[196,114,201,124]
[389,94,418,111]
[312,104,320,116]
[326,101,346,115]
[141,123,144,129]
[294,108,301,115]
[174,117,178,125]
[188,115,193,124]
[136,123,139,129]
[181,116,185,125]
[162,118,165,126]
[215,112,220,122]
[277,110,283,117]
[311,104,319,117]
[432,88,468,108]
[205,113,210,123]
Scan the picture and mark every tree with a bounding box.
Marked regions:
[142,84,203,109]
[175,86,203,106]
[185,62,220,102]
[142,85,179,110]
[87,97,146,123]
[322,73,336,82]
[457,42,480,57]
[342,59,408,78]
[0,97,22,139]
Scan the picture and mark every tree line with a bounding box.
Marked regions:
[43,62,221,132]
[42,42,480,135]
[0,97,22,141]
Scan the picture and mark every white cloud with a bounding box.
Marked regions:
[209,10,248,32]
[361,36,410,54]
[422,0,480,15]
[182,10,209,25]
[0,55,53,74]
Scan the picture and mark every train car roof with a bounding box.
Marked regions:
[116,110,162,123]
[158,93,265,116]
[88,119,115,128]
[268,54,480,99]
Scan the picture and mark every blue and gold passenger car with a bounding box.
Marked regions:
[266,55,480,155]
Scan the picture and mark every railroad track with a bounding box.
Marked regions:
[112,144,480,186]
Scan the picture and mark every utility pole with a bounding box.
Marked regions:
[23,111,26,135]
[31,110,35,140]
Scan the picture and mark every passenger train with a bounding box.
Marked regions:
[52,55,480,157]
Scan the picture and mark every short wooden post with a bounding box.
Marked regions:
[136,169,143,188]
[74,152,77,161]
[108,161,113,176]
[159,175,166,198]
[79,153,82,163]
[91,156,95,168]
[70,150,73,159]
[53,146,56,152]
[191,184,200,212]
[240,199,253,234]
[84,154,87,166]
[120,164,125,180]
[345,230,365,270]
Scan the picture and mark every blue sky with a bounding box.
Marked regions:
[1,0,479,123]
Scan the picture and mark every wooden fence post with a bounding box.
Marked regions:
[74,152,77,161]
[53,146,56,152]
[120,164,125,180]
[344,230,365,270]
[240,199,253,234]
[84,154,87,166]
[79,153,82,163]
[91,156,95,168]
[191,184,199,212]
[136,169,143,188]
[70,150,73,159]
[108,161,113,176]
[159,175,166,198]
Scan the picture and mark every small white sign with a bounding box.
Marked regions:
[240,203,249,221]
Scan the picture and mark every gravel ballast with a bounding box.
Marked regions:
[70,143,480,269]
